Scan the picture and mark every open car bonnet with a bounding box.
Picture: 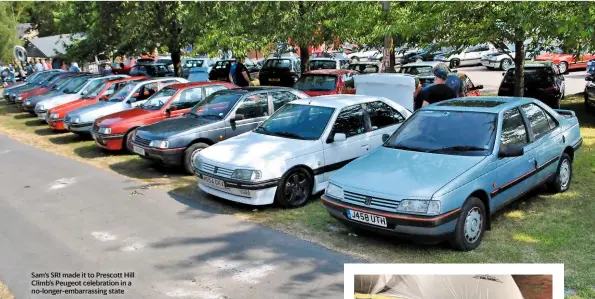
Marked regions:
[355,74,415,111]
[354,275,525,299]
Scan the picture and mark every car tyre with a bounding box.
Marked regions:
[450,196,486,251]
[415,58,423,63]
[274,168,313,208]
[500,58,512,70]
[558,61,568,74]
[585,92,593,112]
[450,59,460,68]
[183,143,209,175]
[546,153,572,193]
[123,128,137,153]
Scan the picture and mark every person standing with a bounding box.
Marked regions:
[34,59,44,72]
[233,57,251,87]
[69,62,81,72]
[228,60,237,84]
[414,68,457,110]
[42,59,50,70]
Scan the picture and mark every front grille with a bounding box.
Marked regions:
[92,123,100,133]
[134,135,151,146]
[201,162,234,178]
[343,190,399,213]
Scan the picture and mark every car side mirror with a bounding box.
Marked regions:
[229,112,244,122]
[586,76,593,82]
[332,133,347,143]
[81,90,87,95]
[382,134,390,143]
[498,145,524,158]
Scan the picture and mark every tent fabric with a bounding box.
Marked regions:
[354,275,524,299]
[26,33,84,58]
[354,74,415,112]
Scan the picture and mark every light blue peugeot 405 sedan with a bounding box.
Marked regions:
[322,97,583,251]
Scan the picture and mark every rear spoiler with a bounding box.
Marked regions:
[554,109,576,118]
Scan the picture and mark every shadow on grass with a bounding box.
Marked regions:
[13,113,34,119]
[73,144,119,159]
[33,128,63,136]
[25,119,46,127]
[108,158,191,181]
[562,99,595,128]
[49,133,89,145]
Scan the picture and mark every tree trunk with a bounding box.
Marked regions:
[513,40,525,97]
[171,47,181,77]
[299,45,309,74]
[382,1,395,73]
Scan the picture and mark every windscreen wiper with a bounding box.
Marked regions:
[273,131,306,140]
[429,146,486,153]
[386,144,428,153]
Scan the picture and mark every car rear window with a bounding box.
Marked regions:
[504,67,554,85]
[263,59,292,69]
[309,60,337,70]
[294,75,337,91]
[348,64,379,74]
[400,66,434,76]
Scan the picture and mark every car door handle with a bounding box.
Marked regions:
[528,158,537,168]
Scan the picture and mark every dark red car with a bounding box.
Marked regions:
[293,69,358,96]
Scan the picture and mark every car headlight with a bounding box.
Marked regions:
[50,113,59,119]
[149,140,169,149]
[25,100,30,105]
[397,199,441,216]
[17,96,22,101]
[325,183,344,200]
[231,169,262,181]
[98,127,111,134]
[37,104,45,110]
[73,117,81,123]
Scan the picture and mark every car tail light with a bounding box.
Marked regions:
[540,86,558,92]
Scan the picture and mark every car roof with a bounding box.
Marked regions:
[107,76,146,84]
[349,61,381,65]
[423,96,535,113]
[166,81,234,89]
[290,94,389,109]
[304,69,357,75]
[402,61,443,67]
[213,86,295,95]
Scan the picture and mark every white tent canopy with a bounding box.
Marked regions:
[354,275,524,299]
[354,74,415,112]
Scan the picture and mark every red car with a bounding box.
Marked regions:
[47,76,147,131]
[293,69,358,96]
[16,73,79,106]
[91,81,236,152]
[535,51,595,74]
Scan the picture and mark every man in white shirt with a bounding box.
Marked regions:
[34,59,44,72]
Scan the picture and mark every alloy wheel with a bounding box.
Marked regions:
[558,62,568,74]
[501,59,511,70]
[283,173,309,205]
[559,159,571,190]
[190,149,202,169]
[464,207,482,244]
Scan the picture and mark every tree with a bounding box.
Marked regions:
[0,3,20,64]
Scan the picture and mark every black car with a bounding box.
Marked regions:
[498,63,565,108]
[585,75,595,112]
[258,57,301,87]
[129,62,173,77]
[399,61,454,86]
[347,62,381,74]
[208,59,261,82]
[130,87,309,174]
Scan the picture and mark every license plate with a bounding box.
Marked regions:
[37,114,45,120]
[269,78,280,82]
[201,175,226,189]
[347,210,387,227]
[132,145,145,156]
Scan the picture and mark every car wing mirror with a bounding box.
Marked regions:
[498,145,524,158]
[382,133,390,143]
[231,113,244,121]
[332,133,347,143]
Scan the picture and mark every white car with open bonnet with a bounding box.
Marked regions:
[194,95,412,208]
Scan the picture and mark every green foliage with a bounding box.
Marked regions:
[0,3,20,63]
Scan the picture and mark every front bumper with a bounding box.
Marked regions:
[195,169,279,205]
[47,118,66,130]
[130,141,186,165]
[481,60,499,68]
[91,131,125,151]
[35,111,48,122]
[64,121,93,132]
[321,195,459,242]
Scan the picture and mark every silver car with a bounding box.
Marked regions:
[22,74,92,114]
[63,77,188,134]
[34,74,129,121]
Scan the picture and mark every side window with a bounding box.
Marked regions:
[332,104,365,137]
[138,83,158,100]
[271,91,298,111]
[171,87,203,109]
[343,74,355,89]
[204,85,227,97]
[501,108,528,147]
[235,93,269,119]
[364,101,405,130]
[521,104,551,140]
[544,111,558,130]
[104,84,118,96]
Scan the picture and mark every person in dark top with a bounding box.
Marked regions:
[414,68,457,110]
[233,57,251,87]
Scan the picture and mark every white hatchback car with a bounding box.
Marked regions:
[195,95,413,208]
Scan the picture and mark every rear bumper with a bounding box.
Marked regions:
[131,141,185,165]
[321,195,458,242]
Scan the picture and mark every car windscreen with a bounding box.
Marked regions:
[156,59,172,65]
[141,87,178,110]
[262,59,292,70]
[309,60,337,70]
[108,82,137,102]
[294,75,337,91]
[183,59,205,68]
[384,110,497,156]
[61,76,91,94]
[504,67,554,86]
[348,64,379,74]
[255,104,335,140]
[188,92,242,119]
[400,66,434,76]
[82,81,108,99]
[78,78,108,94]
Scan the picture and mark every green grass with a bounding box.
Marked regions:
[1,94,594,298]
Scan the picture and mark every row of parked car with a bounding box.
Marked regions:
[1,69,583,251]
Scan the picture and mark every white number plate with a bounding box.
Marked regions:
[202,175,225,189]
[38,114,46,120]
[347,210,387,227]
[132,145,145,156]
